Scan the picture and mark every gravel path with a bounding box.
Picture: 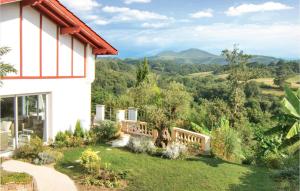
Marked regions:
[2,160,77,191]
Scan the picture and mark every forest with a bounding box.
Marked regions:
[92,47,300,190]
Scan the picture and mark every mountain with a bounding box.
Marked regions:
[150,48,280,65]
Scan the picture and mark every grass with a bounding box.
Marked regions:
[0,169,32,185]
[188,72,299,96]
[55,145,277,191]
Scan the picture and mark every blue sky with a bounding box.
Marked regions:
[60,0,300,59]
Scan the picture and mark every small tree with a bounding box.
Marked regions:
[0,47,17,86]
[222,45,255,128]
[211,117,242,162]
[273,61,290,89]
[136,57,149,87]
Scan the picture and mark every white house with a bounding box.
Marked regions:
[0,0,117,154]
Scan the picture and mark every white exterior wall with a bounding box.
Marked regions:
[59,34,72,76]
[0,3,97,141]
[22,6,40,76]
[42,16,57,76]
[0,3,20,76]
[86,45,95,82]
[73,38,85,76]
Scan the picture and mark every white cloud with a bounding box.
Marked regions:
[124,0,151,5]
[141,22,169,29]
[225,1,293,16]
[84,15,110,25]
[190,9,213,18]
[60,0,100,11]
[102,6,170,21]
[103,23,300,58]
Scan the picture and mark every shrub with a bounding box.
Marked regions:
[54,130,84,148]
[0,170,32,185]
[54,131,68,148]
[262,153,284,169]
[163,142,187,159]
[127,136,156,154]
[74,120,85,138]
[14,136,44,161]
[273,166,299,191]
[211,119,242,162]
[33,150,63,165]
[84,131,97,145]
[80,148,101,174]
[68,136,84,147]
[92,120,120,142]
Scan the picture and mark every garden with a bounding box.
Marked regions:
[1,46,299,191]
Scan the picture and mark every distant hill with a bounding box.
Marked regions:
[149,48,280,65]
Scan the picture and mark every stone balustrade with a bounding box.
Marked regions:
[120,120,211,152]
[171,127,211,152]
[120,120,158,139]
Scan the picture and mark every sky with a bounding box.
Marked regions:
[60,0,300,59]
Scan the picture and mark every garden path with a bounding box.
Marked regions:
[2,160,77,191]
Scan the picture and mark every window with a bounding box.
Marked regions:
[0,93,48,153]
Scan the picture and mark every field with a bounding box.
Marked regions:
[56,145,277,191]
[189,71,300,96]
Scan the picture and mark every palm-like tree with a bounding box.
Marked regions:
[0,47,17,85]
[281,86,300,139]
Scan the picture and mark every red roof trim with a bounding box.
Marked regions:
[0,0,20,4]
[1,0,118,55]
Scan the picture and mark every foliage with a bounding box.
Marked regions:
[92,120,120,142]
[127,136,156,154]
[74,120,85,138]
[211,118,243,162]
[281,86,300,139]
[14,136,45,161]
[0,47,17,86]
[0,170,32,185]
[33,149,63,165]
[190,122,210,135]
[54,130,84,148]
[136,57,149,86]
[81,170,123,188]
[273,60,291,89]
[162,142,187,159]
[144,106,171,147]
[261,152,284,169]
[254,129,282,157]
[79,148,101,174]
[196,99,231,130]
[245,81,261,98]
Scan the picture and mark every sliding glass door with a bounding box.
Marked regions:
[17,94,47,145]
[0,93,48,153]
[0,97,16,152]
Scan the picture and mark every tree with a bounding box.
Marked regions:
[281,86,300,139]
[211,117,242,162]
[161,81,192,121]
[273,60,290,89]
[136,57,149,87]
[0,47,17,86]
[222,45,254,128]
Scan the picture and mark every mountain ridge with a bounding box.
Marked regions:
[149,48,280,65]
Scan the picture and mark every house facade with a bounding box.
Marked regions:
[0,0,117,154]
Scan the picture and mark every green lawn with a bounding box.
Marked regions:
[55,145,277,191]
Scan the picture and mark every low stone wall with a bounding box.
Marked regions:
[120,120,211,152]
[0,180,36,191]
